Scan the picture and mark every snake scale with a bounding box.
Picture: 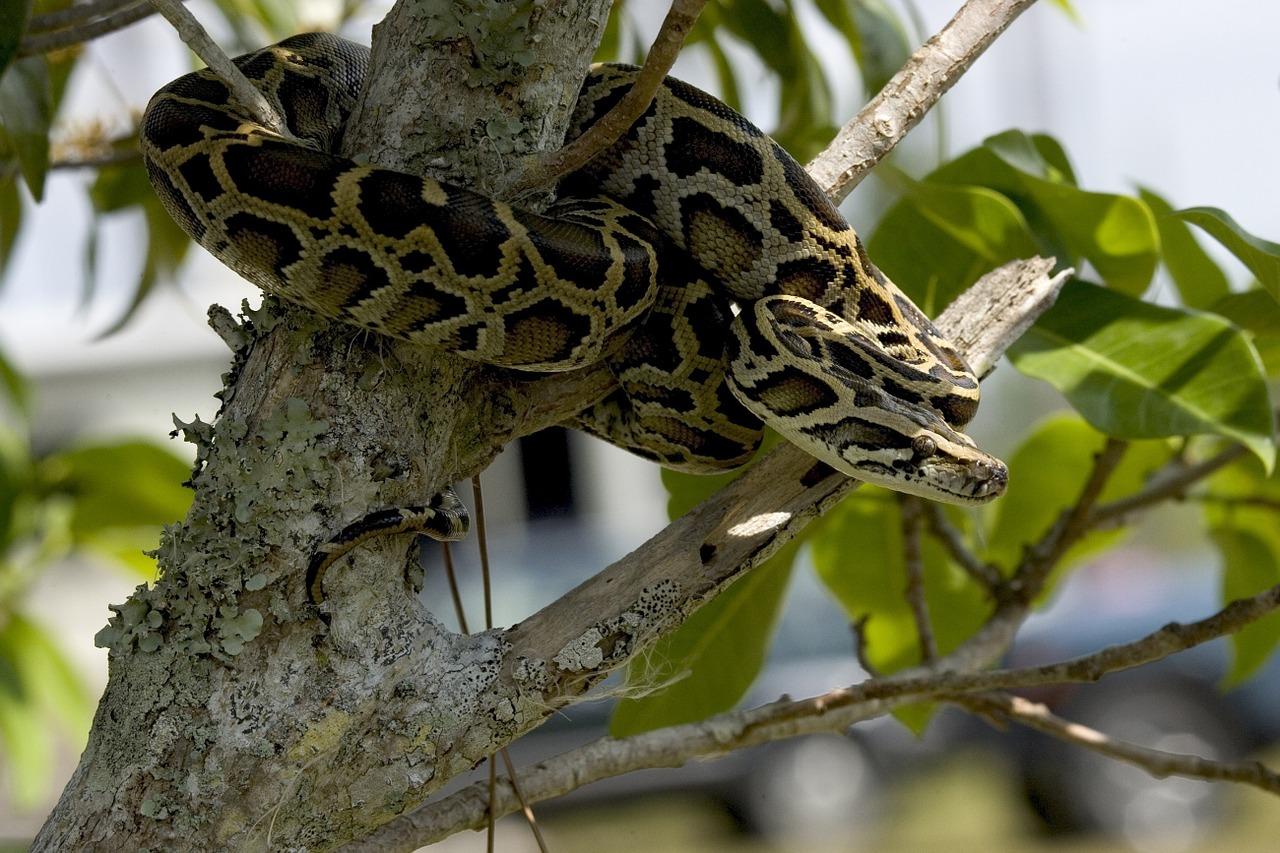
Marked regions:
[141,33,1007,608]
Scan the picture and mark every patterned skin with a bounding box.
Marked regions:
[141,33,1007,602]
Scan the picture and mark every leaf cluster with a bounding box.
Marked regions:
[0,353,192,808]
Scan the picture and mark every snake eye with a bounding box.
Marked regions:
[911,435,937,459]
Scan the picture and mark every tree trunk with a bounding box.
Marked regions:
[33,0,617,848]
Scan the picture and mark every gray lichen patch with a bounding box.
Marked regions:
[553,579,684,673]
[96,321,342,660]
[420,0,541,86]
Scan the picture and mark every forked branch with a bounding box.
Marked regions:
[375,579,1280,846]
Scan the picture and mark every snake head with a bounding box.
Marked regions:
[833,423,1009,505]
[726,295,1008,506]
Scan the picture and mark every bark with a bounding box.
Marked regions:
[32,0,1047,849]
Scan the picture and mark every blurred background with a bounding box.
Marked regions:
[2,0,1279,849]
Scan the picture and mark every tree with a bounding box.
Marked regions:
[1,0,1278,848]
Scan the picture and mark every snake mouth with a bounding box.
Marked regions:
[851,457,1008,506]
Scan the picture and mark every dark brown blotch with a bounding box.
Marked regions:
[664,116,764,185]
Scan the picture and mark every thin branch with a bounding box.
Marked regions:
[807,0,1042,200]
[381,580,1280,845]
[27,0,138,32]
[1088,444,1250,529]
[441,543,469,634]
[470,476,549,853]
[850,615,881,677]
[143,0,292,139]
[899,496,936,662]
[48,149,140,170]
[1195,494,1280,512]
[473,476,495,631]
[507,0,708,196]
[1010,438,1128,602]
[922,502,1003,593]
[18,1,155,57]
[960,693,1280,796]
[499,750,550,853]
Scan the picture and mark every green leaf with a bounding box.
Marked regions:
[812,0,910,97]
[1049,0,1082,23]
[0,615,91,744]
[1137,188,1230,310]
[610,543,797,736]
[0,613,88,807]
[1009,280,1276,470]
[0,57,52,200]
[1174,207,1280,302]
[902,179,1039,264]
[870,179,1037,315]
[932,131,1159,295]
[0,0,30,76]
[0,341,28,414]
[0,171,21,279]
[593,0,625,62]
[982,415,1172,577]
[701,35,742,113]
[1210,527,1280,686]
[810,489,989,680]
[42,441,191,536]
[90,161,193,333]
[1211,290,1280,376]
[0,684,51,807]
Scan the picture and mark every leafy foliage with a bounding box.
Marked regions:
[1008,280,1275,469]
[1173,207,1280,302]
[0,353,192,806]
[617,119,1280,733]
[982,415,1171,576]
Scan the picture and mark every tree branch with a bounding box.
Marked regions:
[961,693,1280,796]
[143,0,292,138]
[1009,437,1128,602]
[507,0,708,197]
[1089,444,1251,529]
[377,579,1280,846]
[899,496,936,662]
[922,502,1003,593]
[19,1,156,57]
[807,0,1042,201]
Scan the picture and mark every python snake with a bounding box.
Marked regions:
[141,33,1007,607]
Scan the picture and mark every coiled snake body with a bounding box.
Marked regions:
[141,34,1007,605]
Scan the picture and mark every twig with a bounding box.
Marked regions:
[499,750,550,853]
[19,1,155,57]
[1088,444,1250,529]
[899,496,936,662]
[143,0,292,139]
[382,580,1280,845]
[922,502,1003,593]
[470,476,549,853]
[473,476,494,631]
[850,615,881,677]
[507,0,707,196]
[1010,438,1128,602]
[960,693,1280,795]
[48,149,140,170]
[807,0,1042,201]
[27,0,137,32]
[1194,494,1280,512]
[441,543,468,634]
